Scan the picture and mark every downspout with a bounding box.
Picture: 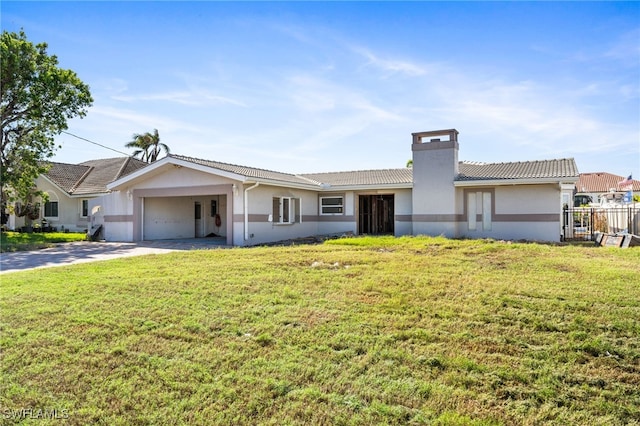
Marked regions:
[140,196,145,241]
[244,182,260,241]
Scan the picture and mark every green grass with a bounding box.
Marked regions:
[0,231,87,252]
[1,236,639,425]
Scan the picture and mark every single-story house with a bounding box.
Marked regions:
[574,172,640,206]
[8,157,146,232]
[90,129,578,245]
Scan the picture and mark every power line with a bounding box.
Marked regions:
[61,131,131,157]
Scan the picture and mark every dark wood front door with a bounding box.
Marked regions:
[358,195,394,235]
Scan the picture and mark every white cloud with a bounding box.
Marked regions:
[352,46,428,77]
[98,78,129,96]
[111,90,246,107]
[387,60,638,164]
[276,72,406,159]
[288,76,337,112]
[287,73,403,120]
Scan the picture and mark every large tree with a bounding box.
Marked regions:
[0,30,93,219]
[125,128,169,163]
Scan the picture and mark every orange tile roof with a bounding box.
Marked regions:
[576,172,640,193]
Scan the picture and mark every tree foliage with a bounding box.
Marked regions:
[125,129,169,163]
[0,30,93,212]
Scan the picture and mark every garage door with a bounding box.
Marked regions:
[143,197,194,240]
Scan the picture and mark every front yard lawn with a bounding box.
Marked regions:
[1,236,639,424]
[0,231,87,252]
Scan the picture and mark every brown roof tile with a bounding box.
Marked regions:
[44,162,91,193]
[576,172,640,193]
[44,157,147,195]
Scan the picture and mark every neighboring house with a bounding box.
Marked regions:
[91,129,578,245]
[574,172,640,206]
[9,157,146,232]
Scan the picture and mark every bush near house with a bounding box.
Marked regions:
[1,236,638,425]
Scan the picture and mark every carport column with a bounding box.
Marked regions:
[132,194,143,242]
[244,182,260,240]
[226,185,234,246]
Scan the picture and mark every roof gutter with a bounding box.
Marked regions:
[247,177,321,191]
[321,183,413,191]
[244,182,260,241]
[453,177,578,187]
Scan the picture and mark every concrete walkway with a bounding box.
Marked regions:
[0,238,228,274]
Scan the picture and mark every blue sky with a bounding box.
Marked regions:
[3,1,639,178]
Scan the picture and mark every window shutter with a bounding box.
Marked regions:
[295,198,302,223]
[272,198,280,223]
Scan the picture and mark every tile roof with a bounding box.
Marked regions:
[300,169,413,186]
[170,154,320,186]
[172,154,413,187]
[456,158,578,181]
[44,157,147,195]
[576,172,640,193]
[44,163,91,193]
[171,154,577,188]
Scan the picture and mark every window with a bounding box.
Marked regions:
[320,196,344,215]
[81,200,89,217]
[44,201,59,217]
[272,197,301,224]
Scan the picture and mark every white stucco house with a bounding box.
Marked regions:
[90,129,578,245]
[8,157,146,232]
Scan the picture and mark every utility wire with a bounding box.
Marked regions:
[61,131,131,157]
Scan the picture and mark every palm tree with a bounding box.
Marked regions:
[125,129,169,163]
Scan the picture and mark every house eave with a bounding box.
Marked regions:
[454,177,578,187]
[107,157,250,191]
[107,157,329,192]
[67,191,109,198]
[320,183,413,191]
[38,175,72,197]
[245,178,322,191]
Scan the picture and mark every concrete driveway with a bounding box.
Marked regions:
[0,238,227,274]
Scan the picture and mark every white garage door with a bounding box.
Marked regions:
[143,197,194,240]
